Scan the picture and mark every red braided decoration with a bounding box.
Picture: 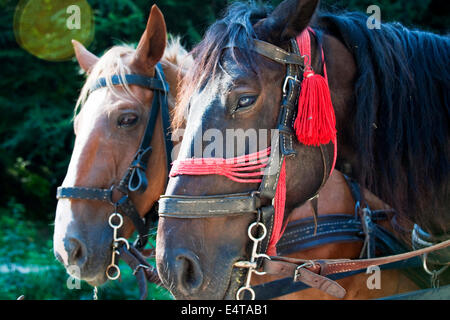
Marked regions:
[170,147,271,183]
[170,147,285,255]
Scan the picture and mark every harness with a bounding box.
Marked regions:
[158,28,450,300]
[252,175,429,299]
[56,63,173,299]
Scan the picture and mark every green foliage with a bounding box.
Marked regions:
[0,0,447,300]
[0,202,172,300]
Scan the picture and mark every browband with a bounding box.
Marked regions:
[90,74,168,92]
[224,39,306,67]
[252,39,306,67]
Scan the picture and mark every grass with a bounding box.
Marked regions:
[0,198,172,300]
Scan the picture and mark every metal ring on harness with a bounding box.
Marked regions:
[108,212,123,229]
[236,286,256,301]
[106,263,121,281]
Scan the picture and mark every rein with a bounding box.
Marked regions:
[56,63,173,299]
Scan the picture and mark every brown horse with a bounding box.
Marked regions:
[156,0,449,300]
[53,5,190,287]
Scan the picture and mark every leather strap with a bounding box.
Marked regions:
[56,186,112,202]
[294,266,346,298]
[115,195,151,248]
[412,224,450,265]
[278,39,302,156]
[253,39,305,66]
[378,284,450,300]
[276,214,366,255]
[264,239,450,280]
[258,132,284,200]
[252,258,424,300]
[118,244,160,300]
[90,74,167,92]
[159,192,261,218]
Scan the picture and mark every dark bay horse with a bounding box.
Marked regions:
[156,0,449,299]
[53,5,191,287]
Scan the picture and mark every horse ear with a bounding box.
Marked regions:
[132,5,167,72]
[72,39,99,74]
[255,0,319,44]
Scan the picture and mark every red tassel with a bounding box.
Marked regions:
[293,68,336,146]
[294,28,336,147]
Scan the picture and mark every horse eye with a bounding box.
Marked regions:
[117,113,139,128]
[237,95,257,109]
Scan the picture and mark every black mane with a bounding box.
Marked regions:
[318,12,449,233]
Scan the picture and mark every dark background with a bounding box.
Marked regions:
[0,0,448,299]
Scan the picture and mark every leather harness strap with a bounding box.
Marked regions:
[56,186,113,202]
[118,245,161,300]
[159,192,261,218]
[263,239,450,284]
[90,74,167,92]
[252,258,424,300]
[253,39,306,66]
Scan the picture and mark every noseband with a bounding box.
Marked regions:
[159,34,334,299]
[57,63,173,251]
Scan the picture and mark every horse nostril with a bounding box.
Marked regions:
[175,251,203,295]
[66,237,87,268]
[73,243,83,260]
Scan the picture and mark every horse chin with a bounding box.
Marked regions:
[84,272,108,287]
[65,258,110,287]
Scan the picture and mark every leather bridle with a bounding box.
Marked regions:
[56,63,173,293]
[158,38,332,299]
[158,33,450,300]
